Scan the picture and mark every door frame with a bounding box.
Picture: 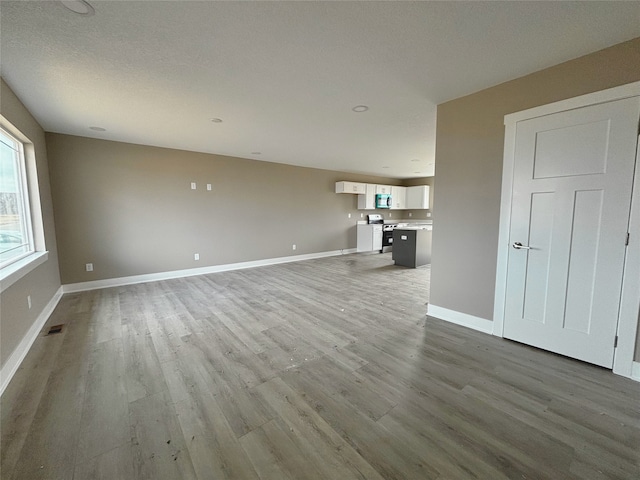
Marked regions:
[493,81,640,380]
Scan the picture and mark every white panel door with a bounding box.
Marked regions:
[504,97,640,367]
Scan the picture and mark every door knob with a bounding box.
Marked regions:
[512,242,531,250]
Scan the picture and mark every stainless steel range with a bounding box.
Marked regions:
[382,221,398,251]
[367,214,397,252]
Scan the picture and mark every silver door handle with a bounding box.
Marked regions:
[512,242,531,250]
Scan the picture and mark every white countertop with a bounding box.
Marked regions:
[395,224,432,230]
[357,219,433,226]
[395,220,432,225]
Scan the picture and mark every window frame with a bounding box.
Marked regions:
[0,126,35,268]
[0,119,48,293]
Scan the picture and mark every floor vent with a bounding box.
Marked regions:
[46,324,64,335]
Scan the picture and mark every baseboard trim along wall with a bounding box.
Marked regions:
[63,248,358,293]
[426,304,494,335]
[0,286,63,396]
[427,304,640,383]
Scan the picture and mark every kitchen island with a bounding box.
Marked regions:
[392,225,432,268]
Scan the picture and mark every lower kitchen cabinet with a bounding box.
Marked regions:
[392,227,432,267]
[357,224,383,252]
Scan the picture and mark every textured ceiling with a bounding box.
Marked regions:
[1,1,639,179]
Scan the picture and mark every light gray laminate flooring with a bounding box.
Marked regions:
[2,253,639,479]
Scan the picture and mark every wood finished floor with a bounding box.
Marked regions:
[2,252,639,480]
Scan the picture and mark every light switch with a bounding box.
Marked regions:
[191,182,196,190]
[207,184,212,191]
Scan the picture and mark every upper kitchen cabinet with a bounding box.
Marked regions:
[338,181,430,210]
[335,181,366,194]
[390,186,407,210]
[375,185,392,195]
[357,184,376,210]
[406,185,430,209]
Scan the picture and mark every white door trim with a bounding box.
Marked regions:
[615,134,640,378]
[493,80,640,380]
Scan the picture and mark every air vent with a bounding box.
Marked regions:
[46,324,65,335]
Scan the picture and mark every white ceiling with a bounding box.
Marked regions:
[2,1,639,179]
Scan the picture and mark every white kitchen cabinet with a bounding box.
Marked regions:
[357,184,376,210]
[335,181,366,194]
[375,185,391,195]
[357,224,383,252]
[390,186,407,210]
[406,185,430,209]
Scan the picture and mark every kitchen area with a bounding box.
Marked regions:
[336,181,433,268]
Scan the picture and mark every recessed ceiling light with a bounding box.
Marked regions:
[210,118,223,123]
[251,151,262,155]
[352,105,369,113]
[89,126,106,131]
[60,0,95,16]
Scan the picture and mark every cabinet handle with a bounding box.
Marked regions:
[512,242,531,250]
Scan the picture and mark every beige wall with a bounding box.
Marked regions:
[430,37,640,360]
[0,79,61,369]
[46,133,403,285]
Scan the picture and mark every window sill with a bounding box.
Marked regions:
[0,251,48,294]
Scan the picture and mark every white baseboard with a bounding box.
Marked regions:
[63,248,358,293]
[426,304,494,334]
[427,306,640,383]
[0,286,63,396]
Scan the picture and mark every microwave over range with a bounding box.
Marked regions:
[375,193,392,209]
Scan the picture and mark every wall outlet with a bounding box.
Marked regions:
[207,184,212,191]
[408,212,412,217]
[389,213,392,218]
[292,244,296,251]
[194,253,200,260]
[86,263,93,272]
[191,182,196,190]
[27,295,31,309]
[427,212,432,217]
[360,213,363,218]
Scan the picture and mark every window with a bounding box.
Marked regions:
[0,126,34,268]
